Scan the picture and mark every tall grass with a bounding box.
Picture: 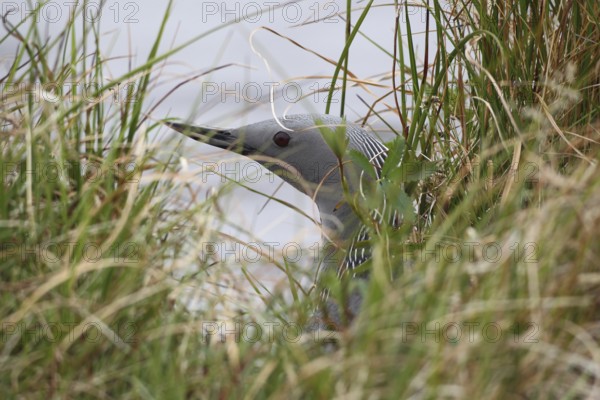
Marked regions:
[1,0,599,398]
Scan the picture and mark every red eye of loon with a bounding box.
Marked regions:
[273,131,291,147]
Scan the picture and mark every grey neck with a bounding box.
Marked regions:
[313,188,360,246]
